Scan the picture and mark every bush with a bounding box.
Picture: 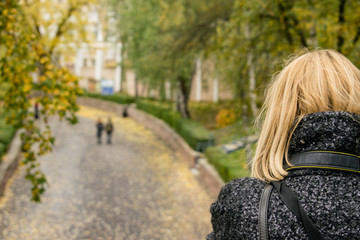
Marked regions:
[0,126,15,146]
[0,116,16,158]
[136,99,212,150]
[0,143,5,157]
[136,99,171,119]
[215,109,236,128]
[189,102,222,129]
[161,110,182,129]
[176,118,212,150]
[86,93,135,104]
[205,145,252,182]
[189,100,244,130]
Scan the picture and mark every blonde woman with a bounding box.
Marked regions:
[207,49,360,240]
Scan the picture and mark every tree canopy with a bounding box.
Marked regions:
[0,0,87,201]
[109,0,360,118]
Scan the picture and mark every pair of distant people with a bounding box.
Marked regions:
[96,118,114,144]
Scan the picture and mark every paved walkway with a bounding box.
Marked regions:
[0,105,213,240]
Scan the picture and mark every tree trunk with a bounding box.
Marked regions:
[175,59,196,119]
[245,24,258,119]
[213,78,219,103]
[134,76,138,99]
[337,0,346,53]
[176,76,191,119]
[120,38,127,93]
[114,42,122,93]
[195,58,202,101]
[247,52,258,119]
[165,81,172,100]
[309,20,318,48]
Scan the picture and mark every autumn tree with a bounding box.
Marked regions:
[22,0,98,60]
[0,0,83,201]
[109,0,360,120]
[210,0,360,118]
[108,0,232,118]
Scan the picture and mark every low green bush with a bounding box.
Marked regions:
[0,126,15,146]
[86,93,135,105]
[205,145,252,182]
[136,99,212,150]
[0,118,7,127]
[189,100,245,130]
[0,143,5,157]
[0,116,16,158]
[161,110,181,129]
[176,118,211,150]
[136,99,171,119]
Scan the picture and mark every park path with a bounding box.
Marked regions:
[0,105,213,240]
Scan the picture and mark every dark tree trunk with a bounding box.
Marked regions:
[175,60,196,119]
[277,1,308,48]
[337,0,346,53]
[353,26,360,45]
[291,16,308,48]
[176,76,191,119]
[277,2,293,46]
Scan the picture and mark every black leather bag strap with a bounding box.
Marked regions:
[258,184,273,240]
[285,151,360,174]
[271,181,324,240]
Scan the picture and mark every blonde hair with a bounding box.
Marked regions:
[252,49,360,181]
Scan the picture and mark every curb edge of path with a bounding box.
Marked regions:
[78,97,225,199]
[0,130,22,198]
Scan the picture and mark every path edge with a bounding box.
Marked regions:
[0,130,22,197]
[78,97,224,199]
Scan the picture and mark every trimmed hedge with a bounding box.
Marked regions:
[136,99,212,150]
[205,145,252,182]
[0,143,5,157]
[85,93,135,105]
[0,117,16,158]
[0,127,15,146]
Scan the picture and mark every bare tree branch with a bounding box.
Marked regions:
[49,1,89,55]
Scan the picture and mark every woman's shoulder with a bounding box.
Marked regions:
[211,177,267,215]
[208,177,267,239]
[219,177,266,198]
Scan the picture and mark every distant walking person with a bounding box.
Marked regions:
[105,117,114,144]
[96,118,104,144]
[34,102,39,119]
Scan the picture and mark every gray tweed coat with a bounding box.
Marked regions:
[207,111,360,240]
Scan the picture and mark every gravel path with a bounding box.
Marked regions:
[0,105,213,240]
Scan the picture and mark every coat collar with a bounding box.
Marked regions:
[288,111,360,158]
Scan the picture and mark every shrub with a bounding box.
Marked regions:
[161,110,182,129]
[0,116,16,157]
[0,126,15,146]
[0,143,5,157]
[205,145,252,182]
[136,99,212,150]
[175,118,212,150]
[136,99,171,119]
[215,109,236,128]
[189,100,244,130]
[86,93,135,104]
[189,102,221,129]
